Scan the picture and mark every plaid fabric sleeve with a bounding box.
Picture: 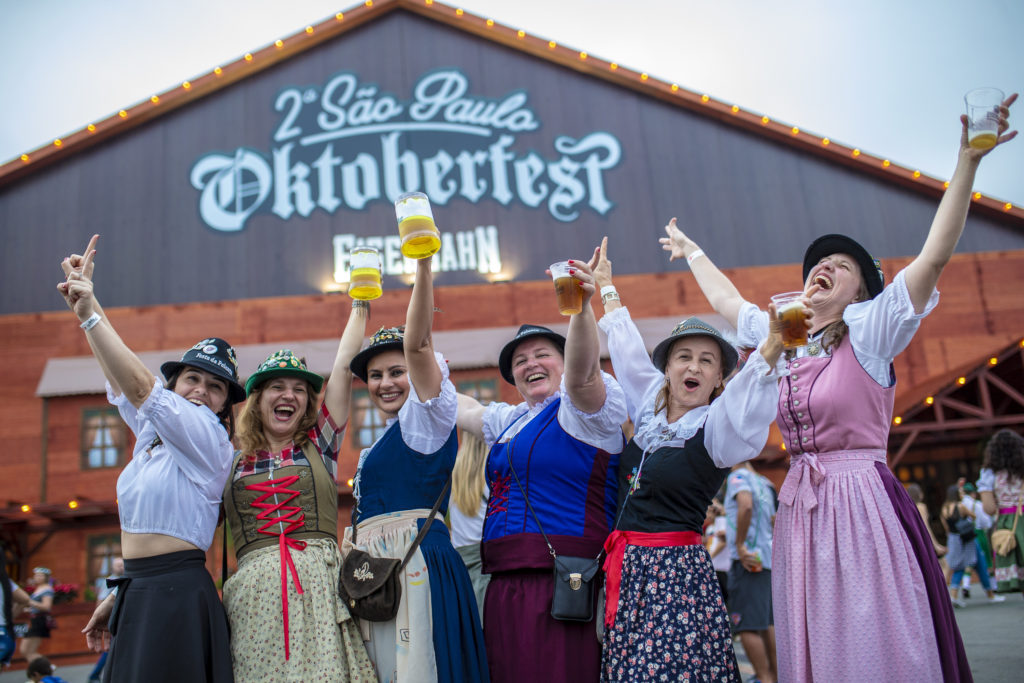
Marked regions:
[310,402,346,482]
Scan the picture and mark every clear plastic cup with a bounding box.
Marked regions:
[550,261,582,315]
[964,87,1004,150]
[770,291,808,349]
[395,192,441,259]
[348,246,382,300]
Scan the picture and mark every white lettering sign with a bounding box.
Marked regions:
[191,69,622,231]
[332,226,502,282]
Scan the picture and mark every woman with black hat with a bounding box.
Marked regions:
[590,238,786,682]
[658,100,1017,682]
[456,261,628,683]
[221,302,376,679]
[344,256,488,682]
[59,236,243,682]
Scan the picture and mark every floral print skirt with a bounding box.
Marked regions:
[601,544,739,682]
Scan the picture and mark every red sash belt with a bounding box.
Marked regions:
[602,529,702,629]
[246,475,307,660]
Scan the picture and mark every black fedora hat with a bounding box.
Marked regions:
[650,318,739,376]
[803,234,884,300]
[498,324,567,385]
[350,327,405,382]
[160,337,246,404]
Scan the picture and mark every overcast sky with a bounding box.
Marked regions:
[2,0,1021,205]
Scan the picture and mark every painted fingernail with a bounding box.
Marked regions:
[569,268,576,274]
[568,260,575,264]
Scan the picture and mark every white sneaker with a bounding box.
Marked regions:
[952,597,967,608]
[988,594,1007,603]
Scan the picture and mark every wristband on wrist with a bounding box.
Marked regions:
[601,292,621,304]
[599,285,617,298]
[80,312,101,331]
[686,249,706,266]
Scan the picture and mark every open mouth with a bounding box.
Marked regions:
[813,273,834,290]
[683,378,701,390]
[273,405,296,421]
[525,373,546,384]
[188,398,206,407]
[378,391,402,402]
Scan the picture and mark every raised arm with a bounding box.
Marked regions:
[322,299,370,420]
[562,259,606,414]
[660,218,747,329]
[456,392,487,442]
[404,257,443,401]
[58,236,156,408]
[903,94,1017,312]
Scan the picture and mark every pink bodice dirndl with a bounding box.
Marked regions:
[772,337,943,682]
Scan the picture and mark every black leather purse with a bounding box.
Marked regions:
[339,477,450,622]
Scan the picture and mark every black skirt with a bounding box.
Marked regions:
[103,550,233,683]
[24,613,52,638]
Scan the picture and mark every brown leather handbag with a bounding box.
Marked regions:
[339,477,450,622]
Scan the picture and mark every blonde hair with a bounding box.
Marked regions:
[451,431,489,517]
[236,380,318,460]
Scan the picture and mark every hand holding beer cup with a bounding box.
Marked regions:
[770,290,815,349]
[548,259,594,316]
[961,90,1017,157]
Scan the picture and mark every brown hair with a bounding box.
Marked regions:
[236,379,318,460]
[451,431,489,518]
[166,368,236,439]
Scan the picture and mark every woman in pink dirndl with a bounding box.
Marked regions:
[660,99,1016,682]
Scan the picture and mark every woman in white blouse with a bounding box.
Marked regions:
[59,235,244,682]
[658,98,1016,682]
[588,241,785,682]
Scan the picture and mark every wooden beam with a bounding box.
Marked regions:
[890,429,919,468]
[986,374,1024,408]
[938,396,990,420]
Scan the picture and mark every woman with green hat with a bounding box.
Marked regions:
[59,235,243,682]
[590,238,787,682]
[658,99,1016,682]
[343,256,488,682]
[221,304,375,680]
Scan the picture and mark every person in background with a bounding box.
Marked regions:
[26,656,69,683]
[448,430,491,623]
[86,557,123,683]
[19,568,54,666]
[705,498,731,603]
[0,547,30,669]
[978,429,1024,594]
[907,484,946,558]
[957,484,1003,603]
[725,461,778,683]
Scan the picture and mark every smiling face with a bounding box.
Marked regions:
[511,337,565,407]
[664,336,724,418]
[32,571,49,587]
[366,350,410,418]
[803,252,866,330]
[256,376,310,444]
[171,366,229,416]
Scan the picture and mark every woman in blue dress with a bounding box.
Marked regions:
[344,254,488,682]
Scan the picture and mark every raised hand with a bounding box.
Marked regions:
[566,258,597,307]
[659,217,699,261]
[961,92,1017,160]
[57,234,99,320]
[587,236,613,289]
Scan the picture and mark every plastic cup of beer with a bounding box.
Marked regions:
[964,87,1004,150]
[770,291,808,349]
[348,246,383,301]
[550,261,583,316]
[395,191,441,259]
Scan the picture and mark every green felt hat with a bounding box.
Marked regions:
[244,349,324,397]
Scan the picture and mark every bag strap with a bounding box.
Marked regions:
[1011,488,1024,534]
[349,474,452,570]
[504,408,606,564]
